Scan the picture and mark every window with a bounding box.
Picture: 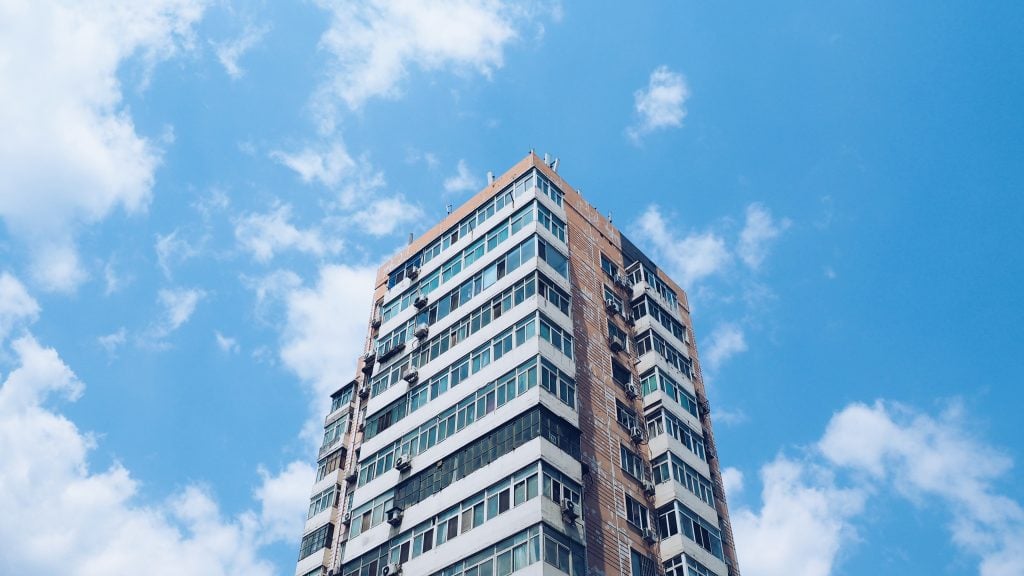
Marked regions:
[616,400,639,430]
[625,494,650,531]
[612,359,632,387]
[297,522,333,560]
[609,320,629,352]
[664,554,720,576]
[620,444,645,479]
[601,253,619,277]
[604,285,623,311]
[307,485,337,518]
[315,450,343,482]
[330,384,354,413]
[657,501,725,560]
[631,549,659,576]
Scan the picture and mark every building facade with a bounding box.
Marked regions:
[295,153,740,576]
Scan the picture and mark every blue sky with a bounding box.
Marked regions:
[1,1,1022,575]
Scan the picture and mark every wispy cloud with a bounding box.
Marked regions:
[349,196,424,237]
[311,0,551,130]
[215,25,269,80]
[214,331,240,354]
[627,65,690,143]
[443,159,480,195]
[739,203,792,271]
[703,323,748,372]
[633,204,731,289]
[0,272,39,343]
[234,203,340,263]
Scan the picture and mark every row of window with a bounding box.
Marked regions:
[380,223,556,354]
[376,233,569,368]
[632,294,687,344]
[646,408,708,462]
[359,356,576,486]
[639,367,699,419]
[428,523,584,576]
[391,407,581,510]
[366,353,536,441]
[635,329,693,380]
[664,553,720,576]
[329,384,354,414]
[321,413,349,453]
[657,500,725,560]
[652,452,715,508]
[387,170,546,289]
[383,198,567,323]
[308,484,339,519]
[348,460,582,566]
[298,522,333,560]
[626,261,680,311]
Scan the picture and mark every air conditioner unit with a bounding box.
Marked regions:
[370,314,382,329]
[605,299,621,314]
[394,454,412,472]
[341,512,351,525]
[614,274,631,288]
[642,479,656,496]
[625,383,640,399]
[413,295,428,309]
[381,562,402,576]
[386,506,404,526]
[630,425,645,444]
[406,266,420,280]
[609,336,625,353]
[560,498,579,521]
[402,369,419,384]
[345,471,358,484]
[414,323,429,339]
[623,312,634,325]
[642,527,658,544]
[358,383,371,398]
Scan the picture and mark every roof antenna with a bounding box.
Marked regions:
[407,232,414,245]
[446,203,452,215]
[487,171,495,185]
[543,152,551,164]
[551,157,559,172]
[608,211,613,223]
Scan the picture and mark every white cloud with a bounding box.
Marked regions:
[151,287,205,341]
[311,0,548,128]
[0,272,39,343]
[0,333,285,576]
[0,0,206,292]
[627,65,690,143]
[98,327,128,357]
[634,205,731,289]
[234,203,339,263]
[214,331,240,354]
[443,159,480,195]
[243,269,303,323]
[703,322,748,371]
[254,461,315,545]
[722,466,744,498]
[738,203,791,271]
[733,457,867,576]
[819,401,1024,575]
[155,229,201,279]
[733,400,1024,576]
[270,141,356,189]
[350,196,425,237]
[215,25,268,79]
[280,264,375,441]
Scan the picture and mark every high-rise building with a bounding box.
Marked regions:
[295,153,740,576]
